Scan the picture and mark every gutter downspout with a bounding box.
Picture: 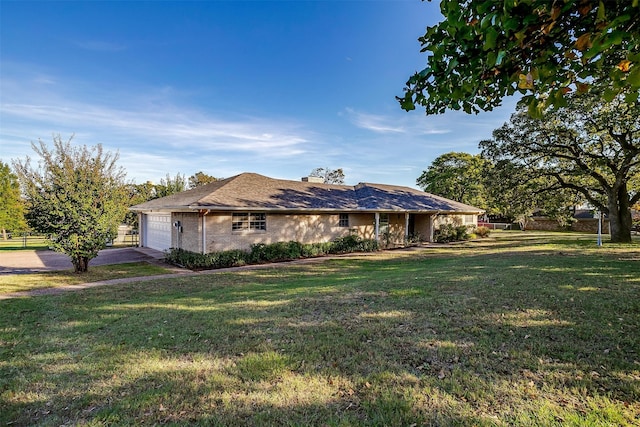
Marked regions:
[201,210,210,254]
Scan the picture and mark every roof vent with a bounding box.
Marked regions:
[301,176,324,183]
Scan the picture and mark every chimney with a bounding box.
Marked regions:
[301,176,324,183]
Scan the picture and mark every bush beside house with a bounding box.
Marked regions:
[165,235,378,270]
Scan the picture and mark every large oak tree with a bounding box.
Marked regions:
[480,94,639,242]
[417,152,580,227]
[13,136,129,272]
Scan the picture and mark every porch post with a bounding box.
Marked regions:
[429,214,435,242]
[374,212,380,242]
[404,212,409,241]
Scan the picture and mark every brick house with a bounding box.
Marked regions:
[130,173,483,253]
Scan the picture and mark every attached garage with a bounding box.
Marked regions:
[142,213,172,251]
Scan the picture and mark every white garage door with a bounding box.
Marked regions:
[144,213,172,251]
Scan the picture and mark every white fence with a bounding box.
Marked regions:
[477,222,519,230]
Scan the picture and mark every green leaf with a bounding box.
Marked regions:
[481,12,496,29]
[602,88,619,102]
[484,27,499,51]
[503,17,519,32]
[624,91,638,103]
[486,51,497,67]
[597,1,606,21]
[627,65,640,87]
[399,94,415,111]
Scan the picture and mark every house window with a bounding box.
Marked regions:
[339,213,349,227]
[464,215,475,224]
[232,212,266,231]
[379,213,389,234]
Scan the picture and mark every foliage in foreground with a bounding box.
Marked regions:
[1,232,638,426]
[165,235,378,270]
[399,0,640,116]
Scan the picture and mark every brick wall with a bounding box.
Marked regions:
[526,217,610,234]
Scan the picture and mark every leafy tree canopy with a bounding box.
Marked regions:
[480,93,639,242]
[417,152,489,208]
[13,136,129,272]
[155,173,187,198]
[417,152,579,226]
[309,168,346,185]
[188,171,220,189]
[486,159,583,229]
[0,161,27,239]
[399,0,640,117]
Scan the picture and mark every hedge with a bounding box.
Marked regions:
[165,235,378,270]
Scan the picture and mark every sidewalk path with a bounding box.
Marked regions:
[0,250,405,301]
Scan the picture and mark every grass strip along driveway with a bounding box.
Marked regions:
[1,232,639,426]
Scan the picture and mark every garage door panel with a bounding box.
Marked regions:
[144,214,172,251]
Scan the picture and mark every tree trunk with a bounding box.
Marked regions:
[73,256,90,273]
[607,184,633,243]
[1,228,7,241]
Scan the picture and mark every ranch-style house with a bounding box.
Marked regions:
[130,173,484,253]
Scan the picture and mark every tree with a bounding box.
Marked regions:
[155,173,187,198]
[0,161,27,240]
[480,94,640,242]
[399,1,640,117]
[124,181,158,227]
[485,159,582,229]
[416,152,579,228]
[13,136,129,272]
[309,168,345,185]
[417,152,488,208]
[188,171,219,189]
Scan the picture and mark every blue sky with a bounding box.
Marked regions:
[1,0,518,188]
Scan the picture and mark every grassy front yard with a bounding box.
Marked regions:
[0,235,49,251]
[1,232,639,426]
[0,262,173,294]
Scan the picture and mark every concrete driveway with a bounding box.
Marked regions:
[0,247,165,274]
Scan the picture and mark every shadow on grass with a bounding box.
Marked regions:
[1,237,639,425]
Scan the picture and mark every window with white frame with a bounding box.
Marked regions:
[379,213,389,234]
[339,213,349,227]
[232,212,266,231]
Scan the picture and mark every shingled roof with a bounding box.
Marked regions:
[131,172,482,213]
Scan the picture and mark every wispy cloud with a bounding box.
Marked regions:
[0,69,314,182]
[3,102,309,152]
[343,108,404,133]
[343,107,451,135]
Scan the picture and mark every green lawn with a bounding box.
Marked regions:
[1,232,639,426]
[0,262,173,294]
[0,235,49,251]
